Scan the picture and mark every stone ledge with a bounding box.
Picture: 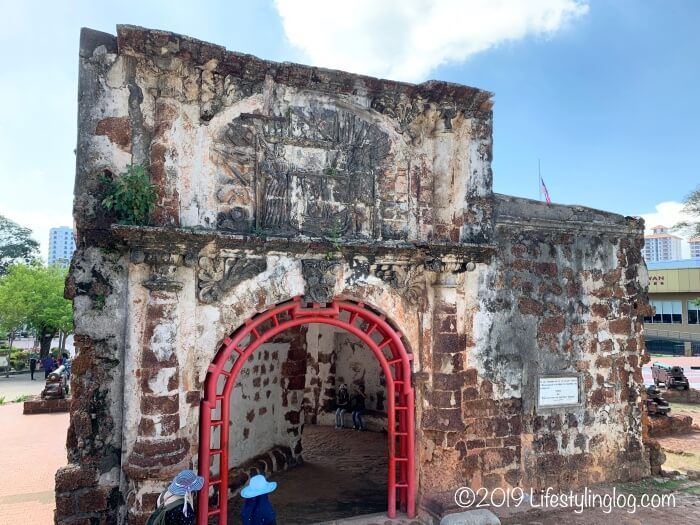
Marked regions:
[495,193,643,236]
[112,224,497,263]
[23,396,71,414]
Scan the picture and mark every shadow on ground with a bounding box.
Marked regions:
[226,425,388,524]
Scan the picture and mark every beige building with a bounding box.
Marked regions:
[645,259,700,342]
[643,225,683,262]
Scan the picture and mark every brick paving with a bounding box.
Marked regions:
[0,403,69,524]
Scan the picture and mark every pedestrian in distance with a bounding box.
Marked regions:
[241,474,277,525]
[145,469,204,525]
[335,383,349,428]
[62,352,71,380]
[29,356,37,380]
[41,354,54,379]
[351,384,366,431]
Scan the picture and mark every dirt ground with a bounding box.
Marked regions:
[658,403,700,472]
[226,425,388,524]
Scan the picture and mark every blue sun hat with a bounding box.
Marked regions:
[241,474,277,498]
[168,469,204,495]
[167,470,204,516]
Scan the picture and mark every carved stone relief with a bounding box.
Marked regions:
[197,255,267,303]
[302,259,340,304]
[213,107,391,238]
[372,263,426,306]
[131,251,184,292]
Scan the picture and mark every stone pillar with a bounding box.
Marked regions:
[123,251,190,525]
[685,341,692,357]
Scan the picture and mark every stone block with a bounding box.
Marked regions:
[55,464,98,492]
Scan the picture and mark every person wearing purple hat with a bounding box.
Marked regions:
[241,474,277,524]
[146,469,204,525]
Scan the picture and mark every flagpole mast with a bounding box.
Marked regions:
[538,158,541,201]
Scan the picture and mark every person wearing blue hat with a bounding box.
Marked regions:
[241,474,277,525]
[146,469,204,525]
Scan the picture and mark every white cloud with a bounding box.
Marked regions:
[639,201,695,259]
[274,0,589,81]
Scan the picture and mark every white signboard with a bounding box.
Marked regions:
[538,376,579,407]
[0,356,8,368]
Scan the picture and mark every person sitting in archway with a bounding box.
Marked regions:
[351,384,367,431]
[241,474,277,525]
[335,383,349,429]
[146,469,204,525]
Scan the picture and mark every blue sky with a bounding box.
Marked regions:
[0,0,698,258]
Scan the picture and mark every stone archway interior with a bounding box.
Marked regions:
[198,297,416,524]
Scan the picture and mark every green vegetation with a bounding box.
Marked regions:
[101,164,157,225]
[663,450,700,473]
[13,394,31,403]
[674,185,700,238]
[0,264,73,358]
[0,348,32,370]
[324,224,343,260]
[93,294,106,311]
[0,215,39,276]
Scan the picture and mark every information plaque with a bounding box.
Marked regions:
[538,376,580,407]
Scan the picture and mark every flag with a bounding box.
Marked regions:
[539,176,551,204]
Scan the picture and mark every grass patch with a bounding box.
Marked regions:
[12,394,31,403]
[651,477,685,490]
[663,450,700,473]
[670,402,700,412]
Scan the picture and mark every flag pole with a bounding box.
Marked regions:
[538,158,541,201]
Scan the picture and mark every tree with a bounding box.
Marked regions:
[674,185,700,238]
[674,186,700,307]
[0,215,40,275]
[0,264,73,358]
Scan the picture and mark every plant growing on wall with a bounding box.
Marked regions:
[101,165,157,225]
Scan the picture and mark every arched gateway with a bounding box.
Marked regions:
[198,297,415,523]
[59,25,651,525]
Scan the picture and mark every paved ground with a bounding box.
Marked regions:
[0,371,45,400]
[5,335,74,354]
[497,478,700,524]
[0,403,69,524]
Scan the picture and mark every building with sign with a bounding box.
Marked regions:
[645,259,700,343]
[643,225,683,262]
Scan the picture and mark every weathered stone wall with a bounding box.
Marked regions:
[61,24,650,525]
[302,324,387,428]
[417,195,650,496]
[56,248,129,524]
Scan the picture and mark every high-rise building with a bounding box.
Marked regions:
[643,225,682,262]
[48,226,76,265]
[691,237,700,259]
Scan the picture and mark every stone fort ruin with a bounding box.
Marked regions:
[56,25,651,524]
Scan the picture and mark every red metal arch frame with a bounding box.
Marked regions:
[197,297,415,524]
